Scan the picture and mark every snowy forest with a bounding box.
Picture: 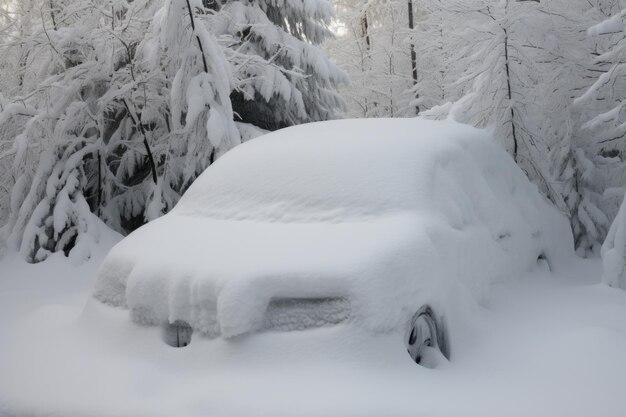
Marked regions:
[4,1,626,415]
[0,0,625,263]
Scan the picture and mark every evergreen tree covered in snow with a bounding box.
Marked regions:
[222,0,348,128]
[0,0,346,262]
[419,0,599,229]
[573,2,626,253]
[0,0,160,262]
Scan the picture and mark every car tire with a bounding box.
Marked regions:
[406,305,449,364]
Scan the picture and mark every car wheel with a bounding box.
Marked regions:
[162,320,193,348]
[406,305,448,364]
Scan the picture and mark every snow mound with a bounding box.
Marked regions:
[93,118,574,339]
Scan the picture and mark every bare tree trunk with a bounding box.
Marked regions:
[438,0,446,101]
[185,0,209,73]
[48,0,57,30]
[407,0,419,114]
[97,151,102,216]
[360,13,371,50]
[503,26,518,162]
[360,11,372,115]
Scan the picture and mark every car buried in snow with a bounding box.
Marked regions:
[92,118,573,366]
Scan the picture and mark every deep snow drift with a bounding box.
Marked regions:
[93,118,573,343]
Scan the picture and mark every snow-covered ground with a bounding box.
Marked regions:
[1,242,626,417]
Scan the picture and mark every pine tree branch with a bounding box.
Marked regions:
[122,99,157,184]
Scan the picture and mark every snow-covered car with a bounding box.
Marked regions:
[92,118,573,364]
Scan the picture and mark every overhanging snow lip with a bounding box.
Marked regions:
[91,211,416,325]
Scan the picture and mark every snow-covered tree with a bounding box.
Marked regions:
[222,0,348,128]
[0,0,163,261]
[573,2,626,253]
[326,0,626,251]
[0,0,346,262]
[419,0,600,225]
[405,0,451,112]
[325,0,419,117]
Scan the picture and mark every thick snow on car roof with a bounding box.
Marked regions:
[175,118,494,222]
[93,118,574,338]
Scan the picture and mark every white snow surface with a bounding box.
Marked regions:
[2,240,626,417]
[92,118,574,341]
